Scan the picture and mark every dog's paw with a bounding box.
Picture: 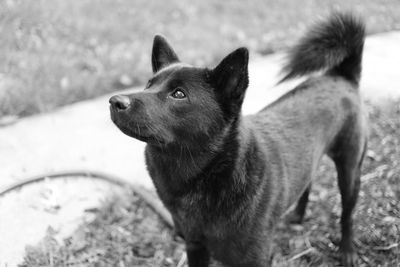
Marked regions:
[340,239,358,267]
[341,251,358,267]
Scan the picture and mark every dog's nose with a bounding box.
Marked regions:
[109,95,131,110]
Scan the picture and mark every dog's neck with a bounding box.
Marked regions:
[145,117,247,189]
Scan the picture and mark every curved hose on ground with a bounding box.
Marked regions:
[0,170,173,228]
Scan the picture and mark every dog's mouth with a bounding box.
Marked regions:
[125,128,165,145]
[115,122,165,145]
[110,107,166,145]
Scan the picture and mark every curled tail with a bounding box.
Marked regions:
[280,12,365,85]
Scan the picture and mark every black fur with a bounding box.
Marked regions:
[110,12,368,267]
[152,35,180,73]
[211,47,249,118]
[280,12,365,84]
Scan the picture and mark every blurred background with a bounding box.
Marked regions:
[1,0,400,266]
[1,0,400,118]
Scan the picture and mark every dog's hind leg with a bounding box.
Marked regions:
[329,129,367,267]
[287,184,311,224]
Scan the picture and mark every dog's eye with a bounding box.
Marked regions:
[171,89,186,99]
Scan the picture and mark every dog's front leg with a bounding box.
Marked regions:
[186,242,210,267]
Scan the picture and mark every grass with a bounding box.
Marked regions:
[272,100,400,266]
[21,193,185,267]
[1,0,400,117]
[21,100,400,266]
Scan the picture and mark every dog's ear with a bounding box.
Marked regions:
[151,35,179,73]
[211,47,249,100]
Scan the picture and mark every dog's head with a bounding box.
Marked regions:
[110,35,249,147]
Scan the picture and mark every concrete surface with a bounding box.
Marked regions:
[0,178,124,267]
[0,31,399,266]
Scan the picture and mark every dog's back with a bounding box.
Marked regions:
[243,13,367,266]
[247,76,365,208]
[246,12,367,211]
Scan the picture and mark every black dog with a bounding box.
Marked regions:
[110,12,367,267]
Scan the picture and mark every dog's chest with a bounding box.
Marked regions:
[148,162,244,238]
